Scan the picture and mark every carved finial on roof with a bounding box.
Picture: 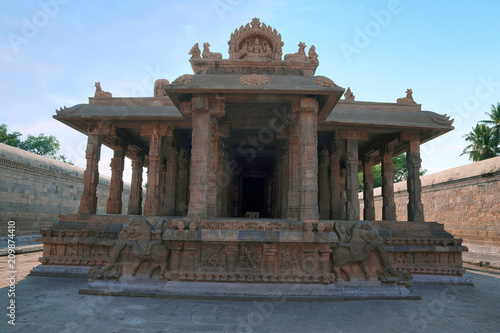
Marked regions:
[284,42,308,62]
[308,45,318,63]
[154,79,170,97]
[202,42,222,59]
[189,43,201,60]
[227,18,284,61]
[251,17,261,28]
[397,88,416,104]
[344,87,355,101]
[94,82,112,98]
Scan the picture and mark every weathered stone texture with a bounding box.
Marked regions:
[360,156,500,254]
[0,143,137,237]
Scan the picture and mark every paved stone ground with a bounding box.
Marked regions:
[1,253,500,332]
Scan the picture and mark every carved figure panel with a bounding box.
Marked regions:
[201,244,226,270]
[88,218,169,280]
[239,244,262,271]
[277,245,299,272]
[331,221,410,285]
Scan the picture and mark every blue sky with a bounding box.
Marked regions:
[1,0,500,181]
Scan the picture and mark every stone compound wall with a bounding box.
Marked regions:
[0,143,137,237]
[360,156,500,255]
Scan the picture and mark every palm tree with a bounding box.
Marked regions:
[460,123,500,162]
[482,102,500,132]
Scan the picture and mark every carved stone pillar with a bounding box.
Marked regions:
[127,151,144,215]
[187,96,224,219]
[295,98,319,221]
[319,150,330,219]
[79,133,103,214]
[162,135,178,216]
[287,118,300,219]
[218,134,232,217]
[175,148,189,216]
[329,141,344,220]
[210,124,229,218]
[401,132,425,221]
[381,144,397,220]
[363,157,375,220]
[207,123,219,218]
[345,139,360,221]
[144,121,164,216]
[278,143,289,219]
[106,148,125,214]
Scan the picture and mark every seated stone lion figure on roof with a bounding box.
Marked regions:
[89,217,169,280]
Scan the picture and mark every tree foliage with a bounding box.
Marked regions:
[461,102,500,162]
[18,134,60,157]
[481,102,500,130]
[460,123,500,162]
[0,123,22,147]
[358,153,427,191]
[0,123,73,164]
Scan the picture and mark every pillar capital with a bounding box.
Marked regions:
[190,95,225,118]
[87,120,113,136]
[399,131,420,143]
[334,129,368,141]
[292,97,318,113]
[380,143,394,156]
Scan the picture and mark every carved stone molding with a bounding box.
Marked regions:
[239,74,270,86]
[171,74,192,85]
[315,76,338,87]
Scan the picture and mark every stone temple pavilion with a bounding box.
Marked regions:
[35,18,469,299]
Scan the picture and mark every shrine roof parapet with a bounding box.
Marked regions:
[189,18,319,76]
[88,97,174,106]
[325,108,453,130]
[336,99,422,112]
[55,104,183,119]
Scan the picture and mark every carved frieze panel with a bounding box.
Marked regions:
[201,244,226,270]
[239,244,263,271]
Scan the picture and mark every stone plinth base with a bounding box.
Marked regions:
[30,265,92,278]
[80,280,419,301]
[36,215,469,286]
[412,274,473,285]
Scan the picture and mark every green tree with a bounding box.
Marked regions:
[0,123,73,164]
[0,123,22,147]
[460,123,500,162]
[358,153,427,191]
[481,102,500,130]
[18,133,61,157]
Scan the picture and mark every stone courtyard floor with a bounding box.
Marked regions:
[1,252,500,333]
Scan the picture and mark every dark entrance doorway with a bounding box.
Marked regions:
[241,177,266,217]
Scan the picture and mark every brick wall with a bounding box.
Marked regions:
[360,156,500,255]
[0,143,137,237]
